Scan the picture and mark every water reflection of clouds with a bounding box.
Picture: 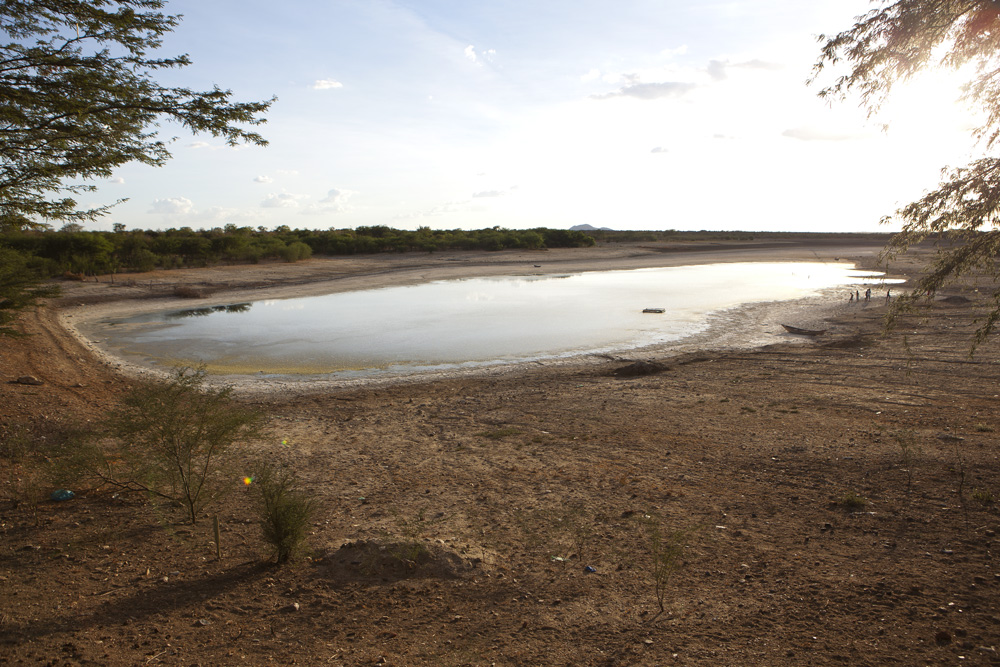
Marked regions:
[109,262,892,378]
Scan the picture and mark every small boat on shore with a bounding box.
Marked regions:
[642,307,666,314]
[781,324,827,336]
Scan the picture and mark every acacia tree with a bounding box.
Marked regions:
[813,1,1000,348]
[0,0,273,229]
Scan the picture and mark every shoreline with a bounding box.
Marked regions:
[55,242,897,394]
[14,239,1000,666]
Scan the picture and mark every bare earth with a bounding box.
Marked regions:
[4,239,1000,666]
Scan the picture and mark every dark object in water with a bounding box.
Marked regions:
[781,324,827,336]
[642,307,665,313]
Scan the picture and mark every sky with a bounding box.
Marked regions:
[83,0,986,234]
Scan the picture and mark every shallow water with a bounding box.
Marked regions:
[93,262,894,378]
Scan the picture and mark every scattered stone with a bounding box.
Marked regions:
[935,630,952,644]
[14,375,43,386]
[281,602,300,613]
[194,619,210,627]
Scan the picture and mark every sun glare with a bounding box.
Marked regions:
[878,66,984,152]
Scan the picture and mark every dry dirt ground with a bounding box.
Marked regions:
[4,241,1000,666]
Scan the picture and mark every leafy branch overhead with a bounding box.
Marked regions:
[0,0,274,227]
[814,1,1000,348]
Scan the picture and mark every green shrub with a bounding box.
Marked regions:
[94,367,264,524]
[972,488,995,505]
[251,461,315,564]
[837,492,868,510]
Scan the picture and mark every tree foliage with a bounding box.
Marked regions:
[0,0,273,228]
[0,225,596,276]
[814,1,1000,349]
[0,245,58,335]
[813,0,1000,350]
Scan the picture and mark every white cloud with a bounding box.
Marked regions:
[782,126,870,142]
[593,80,697,100]
[581,68,601,82]
[300,188,357,214]
[148,197,260,223]
[109,176,125,184]
[254,175,273,184]
[472,190,505,198]
[313,78,344,90]
[463,45,495,66]
[261,192,308,208]
[188,141,212,150]
[307,187,355,213]
[707,58,783,81]
[650,147,668,154]
[149,196,194,216]
[707,60,727,81]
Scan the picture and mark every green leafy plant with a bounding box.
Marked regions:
[251,461,316,564]
[836,492,868,510]
[971,488,995,505]
[93,367,264,524]
[639,516,693,622]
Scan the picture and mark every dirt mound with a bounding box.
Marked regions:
[613,360,669,377]
[315,539,482,582]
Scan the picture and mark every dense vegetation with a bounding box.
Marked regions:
[584,229,893,244]
[0,225,596,277]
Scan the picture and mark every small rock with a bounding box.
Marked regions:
[281,602,300,613]
[50,489,75,502]
[15,375,43,386]
[194,619,210,627]
[935,630,952,644]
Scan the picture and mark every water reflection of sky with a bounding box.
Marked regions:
[99,262,899,377]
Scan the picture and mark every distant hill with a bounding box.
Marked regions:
[570,224,614,232]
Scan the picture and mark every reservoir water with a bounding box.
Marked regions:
[91,262,893,379]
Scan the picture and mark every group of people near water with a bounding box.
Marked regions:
[848,287,891,304]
